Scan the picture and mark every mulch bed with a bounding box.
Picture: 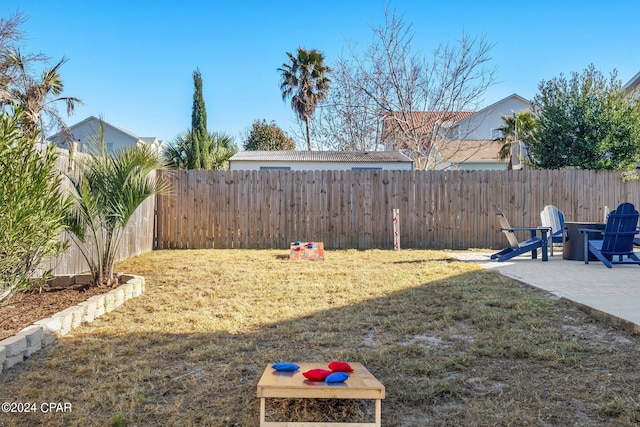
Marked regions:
[0,283,111,340]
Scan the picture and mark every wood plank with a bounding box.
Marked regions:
[256,362,384,399]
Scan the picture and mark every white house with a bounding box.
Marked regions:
[383,94,532,170]
[447,94,531,140]
[48,116,164,155]
[623,71,640,93]
[228,150,414,171]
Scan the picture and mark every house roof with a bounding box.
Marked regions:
[48,115,145,143]
[230,150,413,163]
[382,94,532,136]
[383,111,475,134]
[436,140,507,164]
[49,116,163,150]
[468,93,530,117]
[624,71,640,93]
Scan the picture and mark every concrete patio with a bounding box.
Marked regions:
[449,250,640,334]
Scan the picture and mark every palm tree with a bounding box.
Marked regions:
[65,122,169,287]
[164,130,237,170]
[3,53,82,141]
[496,110,537,162]
[163,129,194,169]
[278,47,331,151]
[209,131,238,170]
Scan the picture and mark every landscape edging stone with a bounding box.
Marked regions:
[0,274,145,375]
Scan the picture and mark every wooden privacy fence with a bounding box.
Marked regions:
[155,169,640,251]
[41,148,156,276]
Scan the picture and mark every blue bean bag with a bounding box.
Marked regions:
[325,372,349,383]
[271,362,300,371]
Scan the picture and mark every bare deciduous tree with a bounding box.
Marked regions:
[0,13,28,103]
[315,8,497,168]
[310,57,385,151]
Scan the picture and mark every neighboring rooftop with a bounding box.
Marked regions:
[382,111,475,135]
[230,150,413,163]
[623,71,640,93]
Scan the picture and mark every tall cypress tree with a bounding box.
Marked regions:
[191,68,209,169]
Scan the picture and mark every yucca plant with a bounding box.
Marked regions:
[0,110,69,302]
[65,122,170,287]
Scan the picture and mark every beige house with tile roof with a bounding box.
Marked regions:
[434,140,507,170]
[383,94,531,170]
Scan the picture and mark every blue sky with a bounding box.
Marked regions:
[3,1,639,148]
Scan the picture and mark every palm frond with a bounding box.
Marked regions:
[66,120,168,285]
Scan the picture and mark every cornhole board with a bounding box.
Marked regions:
[289,242,324,260]
[256,362,385,426]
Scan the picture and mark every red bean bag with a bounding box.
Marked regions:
[303,369,332,381]
[328,361,353,372]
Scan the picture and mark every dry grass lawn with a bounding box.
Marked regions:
[1,249,639,426]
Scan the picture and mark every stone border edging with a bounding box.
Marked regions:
[0,274,145,375]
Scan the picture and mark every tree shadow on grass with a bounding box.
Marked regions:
[1,270,640,426]
[392,258,456,264]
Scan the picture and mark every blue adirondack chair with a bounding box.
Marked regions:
[581,202,640,268]
[491,205,549,262]
[540,205,565,245]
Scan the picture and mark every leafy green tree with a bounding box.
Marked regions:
[278,47,331,151]
[243,119,295,151]
[66,121,169,287]
[528,64,640,170]
[0,109,69,302]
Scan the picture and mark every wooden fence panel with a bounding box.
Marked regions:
[44,163,640,269]
[153,169,640,251]
[43,149,156,275]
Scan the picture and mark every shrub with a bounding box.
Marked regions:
[0,111,69,302]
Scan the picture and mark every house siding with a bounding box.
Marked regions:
[230,160,413,171]
[70,122,138,152]
[47,116,158,153]
[452,96,531,140]
[229,150,414,171]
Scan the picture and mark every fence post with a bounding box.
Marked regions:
[392,208,400,250]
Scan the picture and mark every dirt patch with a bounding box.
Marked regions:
[0,283,112,340]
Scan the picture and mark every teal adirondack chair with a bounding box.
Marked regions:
[491,205,549,262]
[581,202,640,268]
